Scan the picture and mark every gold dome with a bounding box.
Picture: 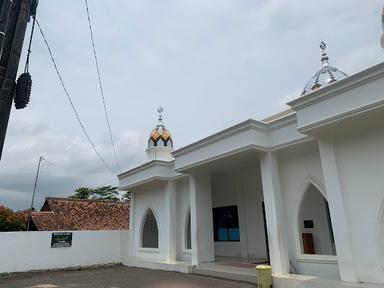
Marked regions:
[148,107,173,148]
[148,127,173,148]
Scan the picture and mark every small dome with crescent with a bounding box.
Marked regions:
[148,107,173,148]
[301,42,347,96]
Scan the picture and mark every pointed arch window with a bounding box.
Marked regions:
[298,183,336,255]
[142,209,159,248]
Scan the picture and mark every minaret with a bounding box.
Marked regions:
[146,107,174,161]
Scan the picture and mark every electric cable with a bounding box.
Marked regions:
[24,15,36,73]
[35,19,117,174]
[84,0,121,173]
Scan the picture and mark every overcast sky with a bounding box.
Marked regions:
[0,0,382,210]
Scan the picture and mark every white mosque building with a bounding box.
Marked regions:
[118,43,384,287]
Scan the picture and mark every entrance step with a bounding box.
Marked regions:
[123,257,192,273]
[193,263,257,283]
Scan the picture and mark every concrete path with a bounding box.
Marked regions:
[0,265,256,288]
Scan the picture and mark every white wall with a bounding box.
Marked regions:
[211,165,268,261]
[121,229,131,263]
[128,176,194,264]
[332,114,384,284]
[131,182,167,261]
[0,230,127,273]
[277,141,340,280]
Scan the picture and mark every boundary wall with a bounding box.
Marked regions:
[0,230,130,273]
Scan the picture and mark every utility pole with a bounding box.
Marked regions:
[0,0,35,161]
[26,155,42,230]
[30,155,42,210]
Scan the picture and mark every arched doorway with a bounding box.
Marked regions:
[298,183,336,255]
[142,209,159,248]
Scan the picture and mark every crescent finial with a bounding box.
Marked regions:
[320,41,326,52]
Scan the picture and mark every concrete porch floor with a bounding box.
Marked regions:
[192,257,384,288]
[0,265,256,288]
[1,264,383,288]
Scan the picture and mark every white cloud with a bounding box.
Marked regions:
[1,0,383,209]
[0,118,146,210]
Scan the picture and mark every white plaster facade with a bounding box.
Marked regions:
[118,61,384,286]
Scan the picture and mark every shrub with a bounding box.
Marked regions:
[0,205,27,231]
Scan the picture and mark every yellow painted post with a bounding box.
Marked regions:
[256,265,272,288]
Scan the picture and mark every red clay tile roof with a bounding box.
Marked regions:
[30,197,129,231]
[16,208,35,218]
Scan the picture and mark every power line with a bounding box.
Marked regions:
[35,19,117,174]
[84,0,121,173]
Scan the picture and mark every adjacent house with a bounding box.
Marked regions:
[28,197,129,231]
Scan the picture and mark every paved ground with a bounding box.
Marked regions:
[0,265,255,288]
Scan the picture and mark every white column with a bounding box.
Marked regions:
[190,172,215,265]
[236,173,249,262]
[259,152,290,274]
[165,181,177,263]
[127,191,135,258]
[318,138,358,282]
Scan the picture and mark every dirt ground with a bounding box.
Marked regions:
[0,265,256,288]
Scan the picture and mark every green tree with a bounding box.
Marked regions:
[69,186,120,201]
[121,191,131,202]
[90,186,120,201]
[69,187,92,199]
[0,205,27,231]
